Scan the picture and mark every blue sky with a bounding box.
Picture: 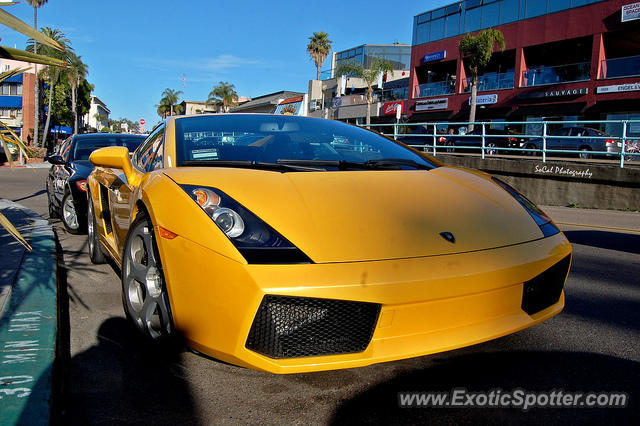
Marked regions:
[2,0,450,127]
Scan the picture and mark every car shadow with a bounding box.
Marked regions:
[563,230,640,255]
[329,351,638,425]
[65,317,201,425]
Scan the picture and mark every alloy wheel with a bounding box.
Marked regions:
[62,195,79,230]
[122,219,172,339]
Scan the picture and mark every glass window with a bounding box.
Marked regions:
[174,115,438,170]
[525,0,547,18]
[482,2,500,27]
[135,126,164,171]
[417,12,430,24]
[465,5,483,32]
[150,137,164,171]
[465,0,482,9]
[548,0,571,13]
[432,7,445,19]
[445,4,460,15]
[9,84,17,95]
[1,85,8,95]
[430,18,445,41]
[416,22,431,45]
[500,0,520,23]
[445,13,460,38]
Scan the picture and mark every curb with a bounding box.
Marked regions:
[0,200,58,425]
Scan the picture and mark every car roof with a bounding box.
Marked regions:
[73,133,146,139]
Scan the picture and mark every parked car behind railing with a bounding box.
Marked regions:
[522,127,620,159]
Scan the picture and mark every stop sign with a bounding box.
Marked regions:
[140,118,146,125]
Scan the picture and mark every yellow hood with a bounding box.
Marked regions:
[164,166,543,263]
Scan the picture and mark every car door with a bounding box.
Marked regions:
[566,127,585,151]
[545,128,569,152]
[111,125,165,250]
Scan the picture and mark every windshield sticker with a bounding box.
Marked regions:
[192,148,219,160]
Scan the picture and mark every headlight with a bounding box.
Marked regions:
[180,184,312,264]
[492,177,560,238]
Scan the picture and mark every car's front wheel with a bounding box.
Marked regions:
[61,192,81,234]
[121,212,173,340]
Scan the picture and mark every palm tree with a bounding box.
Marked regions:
[459,29,505,131]
[159,88,182,116]
[307,31,332,81]
[335,58,394,126]
[26,27,72,149]
[67,53,88,134]
[25,0,49,148]
[206,81,238,113]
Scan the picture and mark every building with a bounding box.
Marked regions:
[407,0,640,136]
[179,100,217,115]
[231,91,304,114]
[0,59,37,142]
[84,96,110,131]
[307,43,412,124]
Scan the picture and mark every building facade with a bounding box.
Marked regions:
[0,59,37,142]
[84,96,110,131]
[407,0,640,136]
[308,44,412,123]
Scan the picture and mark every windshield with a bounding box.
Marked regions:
[71,135,146,161]
[174,115,439,170]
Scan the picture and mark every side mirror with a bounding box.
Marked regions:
[89,146,140,186]
[48,155,66,165]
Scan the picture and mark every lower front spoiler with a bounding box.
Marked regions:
[160,232,571,374]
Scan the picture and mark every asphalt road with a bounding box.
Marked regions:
[1,167,638,425]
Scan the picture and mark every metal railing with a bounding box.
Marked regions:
[522,62,590,87]
[464,72,515,92]
[364,120,640,168]
[417,79,456,97]
[600,55,640,79]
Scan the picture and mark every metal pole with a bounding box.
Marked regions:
[620,120,627,169]
[481,122,486,160]
[542,121,547,163]
[432,124,437,156]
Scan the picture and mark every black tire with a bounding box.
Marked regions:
[61,192,82,234]
[578,147,592,159]
[524,143,538,156]
[121,211,174,340]
[87,196,106,264]
[46,182,59,219]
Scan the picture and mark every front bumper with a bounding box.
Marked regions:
[157,232,571,373]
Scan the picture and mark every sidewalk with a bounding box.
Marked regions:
[542,205,640,233]
[0,199,58,426]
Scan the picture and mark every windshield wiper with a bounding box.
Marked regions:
[181,160,324,172]
[277,158,434,170]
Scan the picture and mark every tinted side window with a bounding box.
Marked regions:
[149,135,165,171]
[135,126,164,171]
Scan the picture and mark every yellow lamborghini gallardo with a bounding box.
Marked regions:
[87,114,571,373]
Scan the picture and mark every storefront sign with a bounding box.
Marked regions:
[534,164,593,179]
[596,83,640,94]
[518,87,588,99]
[415,98,448,111]
[383,101,404,115]
[423,50,446,63]
[622,2,640,22]
[469,94,498,105]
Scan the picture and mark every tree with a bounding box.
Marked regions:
[335,58,394,126]
[459,29,505,131]
[67,53,88,134]
[26,27,73,149]
[25,0,48,148]
[307,31,332,81]
[158,88,182,117]
[206,81,238,113]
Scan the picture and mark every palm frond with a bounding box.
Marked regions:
[0,212,32,251]
[0,8,63,51]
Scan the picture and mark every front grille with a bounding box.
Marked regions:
[521,255,571,315]
[246,295,381,359]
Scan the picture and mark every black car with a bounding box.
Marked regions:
[443,128,520,154]
[46,133,146,233]
[522,127,620,159]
